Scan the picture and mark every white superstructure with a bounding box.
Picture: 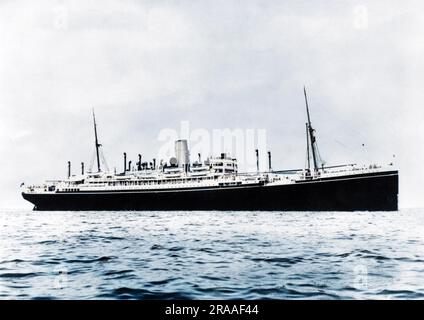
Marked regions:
[22,139,395,195]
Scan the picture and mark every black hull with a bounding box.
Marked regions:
[22,171,398,211]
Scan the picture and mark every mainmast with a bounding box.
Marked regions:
[306,122,310,172]
[303,86,319,172]
[93,109,101,173]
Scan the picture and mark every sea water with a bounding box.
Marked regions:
[0,209,423,299]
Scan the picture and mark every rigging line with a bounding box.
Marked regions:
[313,100,393,157]
[88,150,95,173]
[304,147,308,172]
[316,144,324,167]
[306,100,353,155]
[100,149,110,172]
[334,139,373,164]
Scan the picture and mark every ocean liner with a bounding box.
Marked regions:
[21,89,398,211]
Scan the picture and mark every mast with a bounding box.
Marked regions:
[303,86,319,172]
[92,109,101,173]
[306,123,310,172]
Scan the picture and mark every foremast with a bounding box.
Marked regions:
[303,86,321,175]
[93,109,101,173]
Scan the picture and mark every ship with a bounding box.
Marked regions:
[21,88,399,211]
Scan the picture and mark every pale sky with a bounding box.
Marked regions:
[0,0,423,208]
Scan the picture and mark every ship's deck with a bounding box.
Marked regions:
[22,164,396,195]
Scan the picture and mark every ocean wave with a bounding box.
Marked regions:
[2,209,424,299]
[103,287,192,299]
[0,272,43,278]
[376,289,424,299]
[249,256,304,265]
[0,259,26,264]
[66,256,116,263]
